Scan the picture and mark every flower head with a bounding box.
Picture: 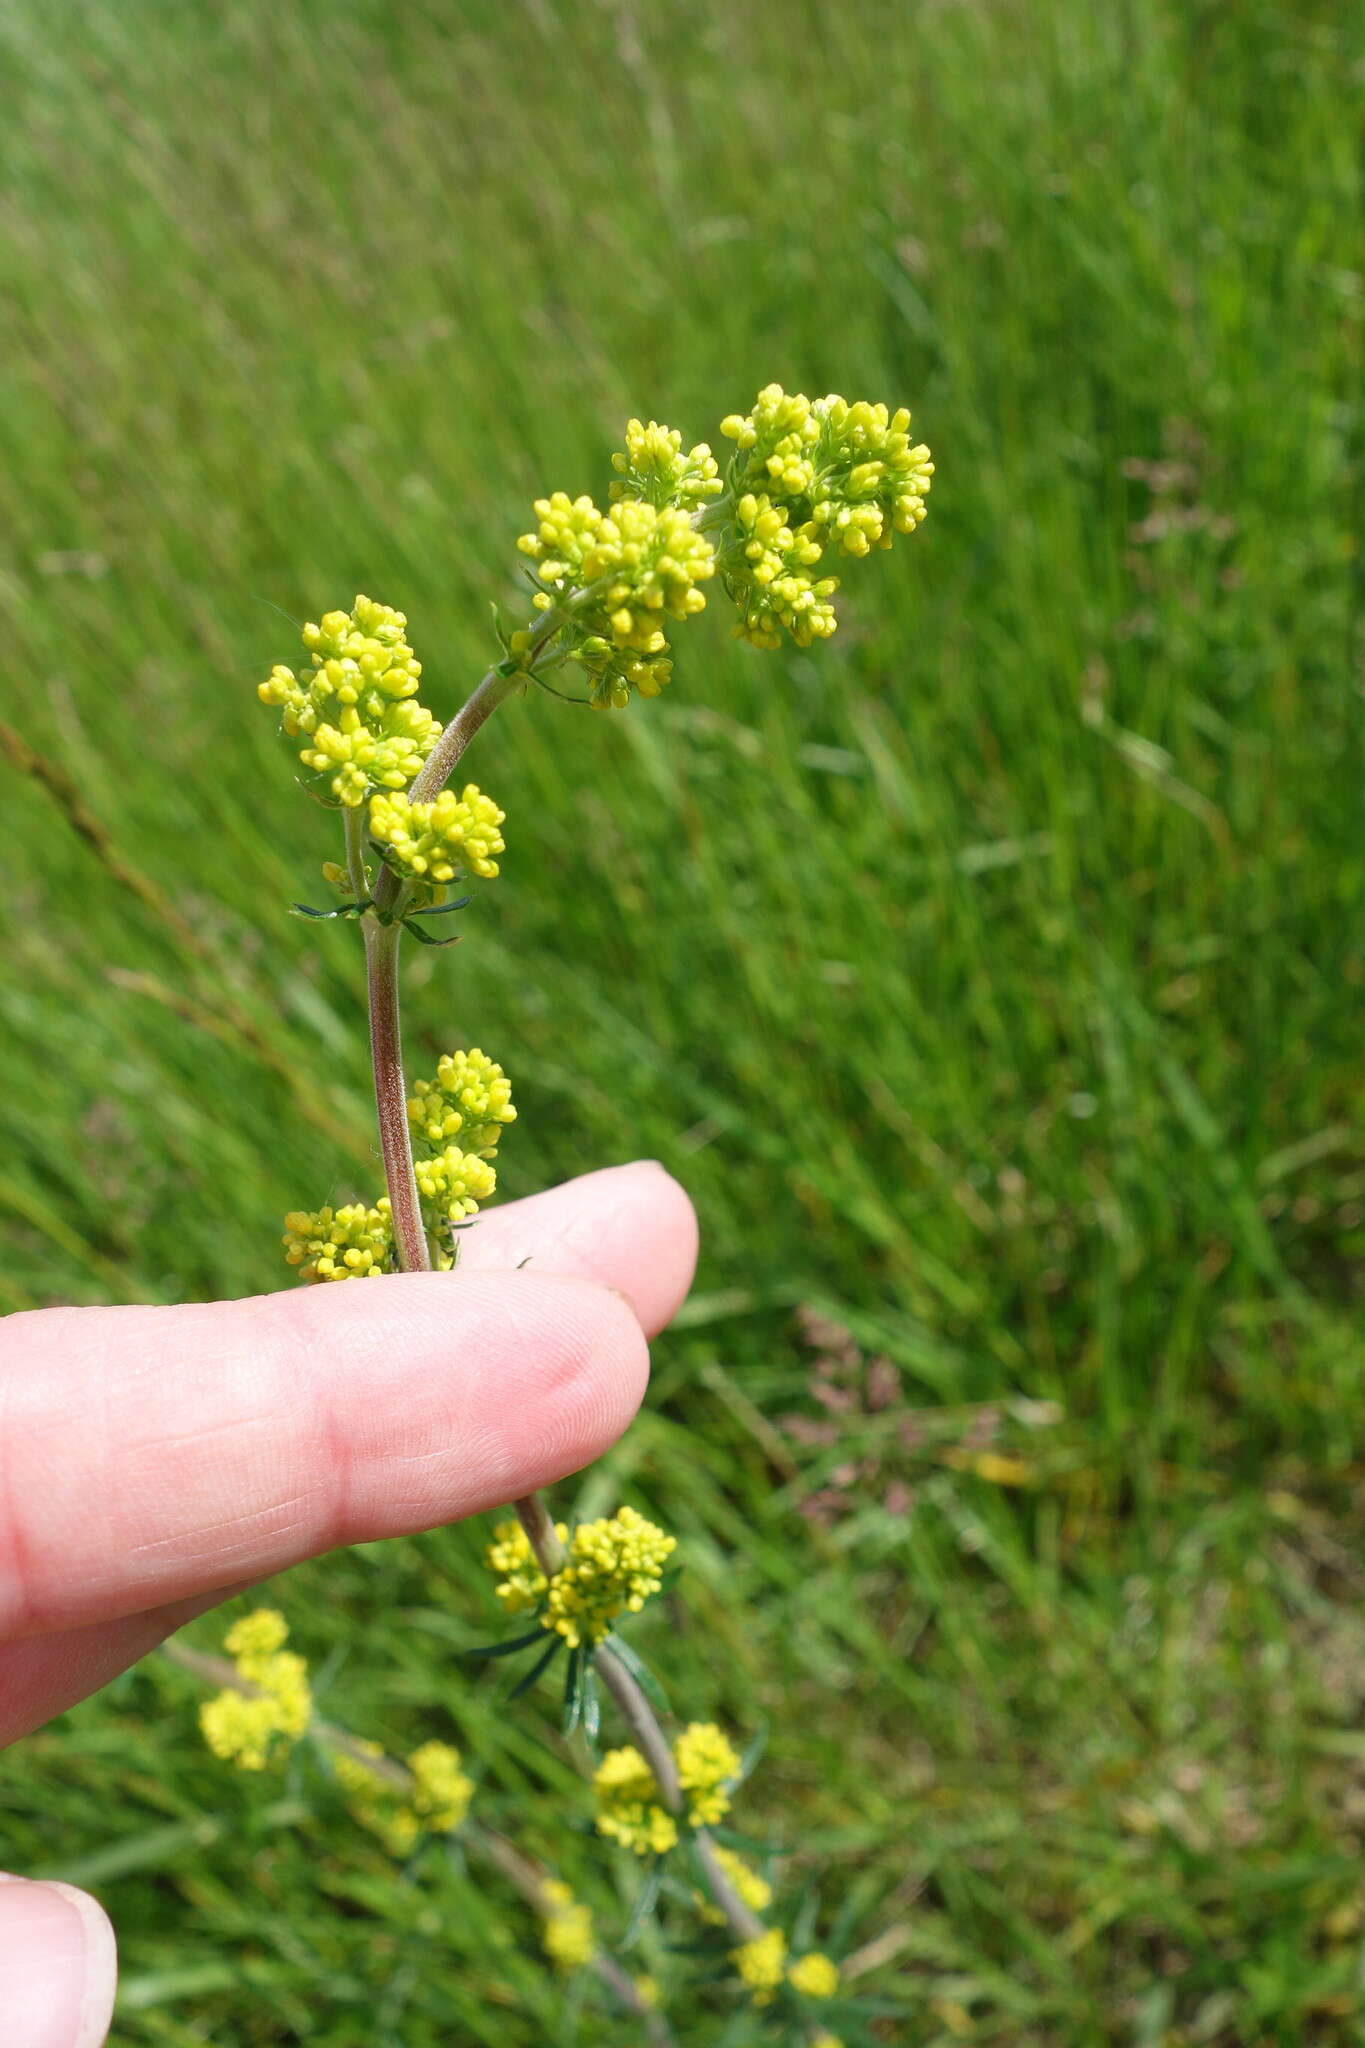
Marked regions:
[724,492,838,650]
[788,1951,841,1999]
[733,1927,788,2004]
[542,1505,676,1648]
[593,1745,678,1857]
[517,492,715,708]
[407,1740,474,1831]
[610,418,723,512]
[485,1517,565,1616]
[408,1048,516,1156]
[199,1610,312,1770]
[368,784,506,883]
[540,1879,595,1971]
[258,596,441,806]
[673,1721,741,1827]
[413,1143,498,1224]
[717,386,932,644]
[282,1199,393,1283]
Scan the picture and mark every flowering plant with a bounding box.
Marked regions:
[194,386,931,2040]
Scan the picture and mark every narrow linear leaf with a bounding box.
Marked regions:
[601,1632,671,1715]
[463,1625,548,1662]
[561,1646,583,1735]
[620,1859,664,1950]
[509,1634,564,1699]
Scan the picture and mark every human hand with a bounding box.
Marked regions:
[0,1160,697,2048]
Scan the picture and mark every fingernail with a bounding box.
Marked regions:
[0,1877,117,2048]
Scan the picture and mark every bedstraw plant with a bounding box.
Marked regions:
[196,385,932,2040]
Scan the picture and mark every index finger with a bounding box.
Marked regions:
[0,1161,696,1643]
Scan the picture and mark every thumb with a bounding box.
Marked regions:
[0,1876,117,2048]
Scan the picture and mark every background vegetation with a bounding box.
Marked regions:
[0,1,1361,2041]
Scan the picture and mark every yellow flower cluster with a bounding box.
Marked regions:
[413,1144,498,1224]
[199,1610,312,1771]
[407,1046,515,1250]
[539,1879,595,1972]
[610,418,723,512]
[721,385,933,553]
[282,1044,514,1283]
[485,1516,564,1616]
[716,385,932,647]
[408,1047,516,1156]
[541,1506,677,1648]
[789,1951,841,1998]
[517,492,716,708]
[332,1737,472,1855]
[674,1721,740,1827]
[698,1845,773,1925]
[281,1198,393,1282]
[368,784,506,885]
[258,595,441,807]
[333,1739,423,1857]
[732,1927,788,2005]
[593,1745,679,1857]
[408,1740,474,1830]
[485,1506,674,1646]
[728,492,839,649]
[591,1721,738,1856]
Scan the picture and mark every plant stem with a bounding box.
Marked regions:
[363,915,429,1273]
[342,804,370,903]
[410,667,521,806]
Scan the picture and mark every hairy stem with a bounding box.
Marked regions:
[363,915,429,1273]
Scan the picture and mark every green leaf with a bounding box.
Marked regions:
[403,920,464,947]
[600,1632,670,1714]
[561,1646,583,1735]
[463,1625,548,1662]
[509,1633,563,1699]
[620,1859,664,1950]
[581,1667,602,1749]
[289,899,372,921]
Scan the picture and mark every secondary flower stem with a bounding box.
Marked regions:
[514,1497,763,1946]
[363,915,430,1274]
[341,805,370,904]
[410,666,520,807]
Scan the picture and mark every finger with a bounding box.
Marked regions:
[2,1265,647,1641]
[0,1160,693,1645]
[0,1876,116,2048]
[457,1160,698,1337]
[0,1590,240,1749]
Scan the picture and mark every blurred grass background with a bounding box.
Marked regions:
[0,0,1362,2041]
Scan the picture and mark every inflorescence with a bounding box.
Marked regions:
[333,1735,474,1857]
[592,1720,740,1855]
[281,1046,515,1278]
[486,1506,676,1648]
[199,1610,312,1771]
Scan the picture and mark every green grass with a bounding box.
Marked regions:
[0,0,1362,2040]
